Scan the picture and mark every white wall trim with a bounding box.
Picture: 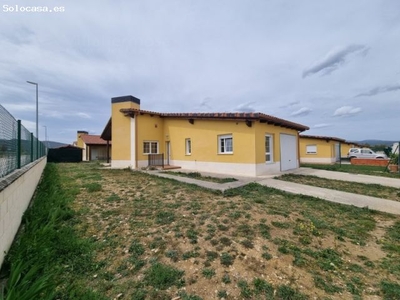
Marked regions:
[111,160,132,168]
[130,118,136,168]
[300,157,335,164]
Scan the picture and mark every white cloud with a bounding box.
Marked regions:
[303,44,369,78]
[356,84,400,97]
[313,123,332,128]
[233,102,256,113]
[333,106,362,117]
[77,112,91,119]
[290,107,312,117]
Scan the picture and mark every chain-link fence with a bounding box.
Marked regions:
[0,104,46,178]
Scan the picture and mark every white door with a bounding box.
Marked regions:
[280,134,298,171]
[335,143,340,162]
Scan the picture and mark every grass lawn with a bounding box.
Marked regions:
[162,171,238,183]
[277,174,400,202]
[301,163,400,178]
[1,162,400,299]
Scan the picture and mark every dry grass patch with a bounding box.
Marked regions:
[54,162,400,299]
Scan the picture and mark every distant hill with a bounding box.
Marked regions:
[42,141,69,149]
[355,140,397,146]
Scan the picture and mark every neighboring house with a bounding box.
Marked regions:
[340,141,362,158]
[299,135,345,164]
[100,95,309,176]
[392,142,399,155]
[76,131,111,161]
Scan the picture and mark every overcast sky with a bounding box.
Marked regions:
[1,0,399,144]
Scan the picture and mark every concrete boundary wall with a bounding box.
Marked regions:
[0,157,47,267]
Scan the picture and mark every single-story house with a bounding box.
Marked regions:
[76,131,111,161]
[299,135,345,164]
[100,95,309,176]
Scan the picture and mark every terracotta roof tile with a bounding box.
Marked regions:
[300,135,345,142]
[120,109,309,131]
[81,134,110,145]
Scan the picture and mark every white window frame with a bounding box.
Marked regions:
[185,138,191,155]
[265,134,273,163]
[218,134,233,154]
[143,141,159,155]
[306,144,317,154]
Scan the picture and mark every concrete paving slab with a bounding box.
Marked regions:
[258,178,400,215]
[292,168,400,188]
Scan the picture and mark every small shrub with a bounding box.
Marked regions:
[217,290,228,299]
[129,239,145,257]
[165,250,179,262]
[156,211,175,225]
[240,239,254,249]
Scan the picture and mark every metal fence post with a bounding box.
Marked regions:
[17,120,21,169]
[30,133,34,162]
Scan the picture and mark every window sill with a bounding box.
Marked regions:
[218,152,233,155]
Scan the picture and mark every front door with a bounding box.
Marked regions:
[280,134,298,171]
[165,142,170,165]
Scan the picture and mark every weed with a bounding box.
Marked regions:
[258,223,271,239]
[186,229,198,244]
[165,250,179,262]
[262,252,273,260]
[202,268,216,279]
[217,290,228,299]
[238,280,253,299]
[206,251,218,262]
[272,221,291,229]
[129,239,145,258]
[380,280,400,299]
[177,291,203,300]
[182,251,200,260]
[314,274,343,294]
[85,182,102,192]
[106,193,121,202]
[220,236,232,246]
[222,273,231,284]
[240,239,254,249]
[276,284,308,300]
[156,211,175,225]
[220,252,234,267]
[144,263,184,290]
[253,278,274,298]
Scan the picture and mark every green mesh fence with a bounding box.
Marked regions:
[0,104,46,178]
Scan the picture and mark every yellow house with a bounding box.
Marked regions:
[76,131,111,161]
[299,135,345,164]
[101,95,309,176]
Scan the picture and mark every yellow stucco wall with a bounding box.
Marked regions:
[254,122,299,164]
[76,133,85,148]
[299,137,337,159]
[111,101,140,161]
[341,143,356,157]
[162,119,256,164]
[136,114,165,161]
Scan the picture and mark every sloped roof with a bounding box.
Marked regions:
[81,134,109,145]
[119,108,309,132]
[300,134,345,143]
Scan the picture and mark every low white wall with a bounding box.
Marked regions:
[0,157,47,267]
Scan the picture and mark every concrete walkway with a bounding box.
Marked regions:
[292,167,400,188]
[257,178,400,215]
[145,169,400,215]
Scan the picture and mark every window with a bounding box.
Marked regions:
[265,134,273,163]
[185,138,191,155]
[306,145,317,154]
[143,141,158,154]
[218,134,233,154]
